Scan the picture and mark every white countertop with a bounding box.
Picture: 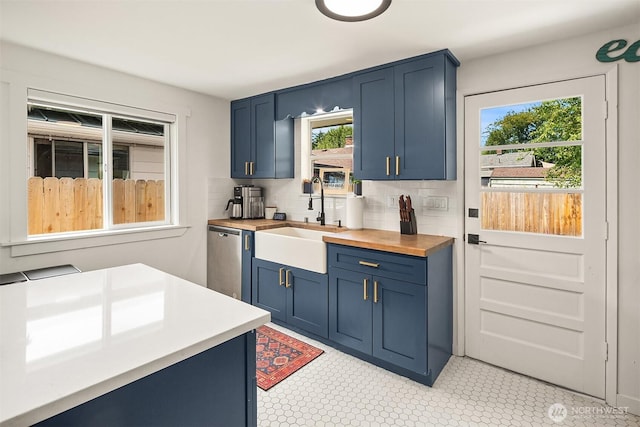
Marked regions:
[0,263,270,426]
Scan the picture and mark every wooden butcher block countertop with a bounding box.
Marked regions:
[207,218,345,233]
[208,219,454,257]
[322,229,454,258]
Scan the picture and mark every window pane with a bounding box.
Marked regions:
[481,192,582,237]
[480,146,582,189]
[480,97,582,147]
[112,118,166,225]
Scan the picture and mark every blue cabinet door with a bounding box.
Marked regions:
[352,67,395,180]
[231,99,251,178]
[251,94,276,178]
[372,277,427,374]
[328,267,372,354]
[241,231,253,304]
[252,259,286,322]
[394,56,446,180]
[285,266,329,338]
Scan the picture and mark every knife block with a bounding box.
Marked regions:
[400,209,417,235]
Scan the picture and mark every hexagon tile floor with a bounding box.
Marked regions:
[257,323,640,427]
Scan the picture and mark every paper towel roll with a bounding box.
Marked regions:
[346,195,364,229]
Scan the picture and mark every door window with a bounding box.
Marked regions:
[479,97,583,236]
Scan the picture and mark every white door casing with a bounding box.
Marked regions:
[464,76,607,398]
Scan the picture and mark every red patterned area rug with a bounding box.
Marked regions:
[256,325,324,391]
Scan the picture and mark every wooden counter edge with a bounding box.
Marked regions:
[322,234,454,257]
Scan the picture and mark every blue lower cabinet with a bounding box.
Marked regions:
[327,243,452,386]
[286,266,329,338]
[329,271,427,373]
[252,258,329,338]
[372,278,427,374]
[252,258,287,322]
[328,268,373,354]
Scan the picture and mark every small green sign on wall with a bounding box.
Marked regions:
[596,39,640,63]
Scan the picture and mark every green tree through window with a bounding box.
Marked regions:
[483,98,582,188]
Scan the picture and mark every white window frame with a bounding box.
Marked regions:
[300,109,353,195]
[1,87,188,256]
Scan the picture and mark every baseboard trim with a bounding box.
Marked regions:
[617,394,640,417]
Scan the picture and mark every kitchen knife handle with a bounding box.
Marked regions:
[359,260,379,268]
[396,156,400,176]
[363,278,368,300]
[386,157,390,176]
[279,267,285,286]
[374,281,379,303]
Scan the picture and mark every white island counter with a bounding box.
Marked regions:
[0,263,270,426]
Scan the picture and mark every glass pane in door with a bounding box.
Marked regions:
[479,97,583,237]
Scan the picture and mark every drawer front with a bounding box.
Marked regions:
[328,244,427,285]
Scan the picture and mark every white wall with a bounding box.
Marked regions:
[0,42,232,286]
[456,24,640,412]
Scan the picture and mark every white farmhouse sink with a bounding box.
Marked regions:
[254,227,337,274]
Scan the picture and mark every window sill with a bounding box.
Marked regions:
[3,225,190,257]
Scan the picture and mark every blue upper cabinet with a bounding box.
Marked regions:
[352,67,395,180]
[230,99,251,178]
[353,51,458,180]
[231,94,293,179]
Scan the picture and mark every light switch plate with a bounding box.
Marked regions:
[423,196,448,211]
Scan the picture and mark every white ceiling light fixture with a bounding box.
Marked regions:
[316,0,392,22]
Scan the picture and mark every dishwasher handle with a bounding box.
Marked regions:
[208,225,241,236]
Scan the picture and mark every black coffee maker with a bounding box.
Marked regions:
[225,187,243,219]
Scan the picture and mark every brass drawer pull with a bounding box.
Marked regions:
[244,234,250,251]
[279,267,285,286]
[285,270,291,288]
[245,161,249,176]
[396,156,400,176]
[359,260,379,268]
[374,281,379,303]
[250,161,254,175]
[386,156,390,176]
[363,278,368,300]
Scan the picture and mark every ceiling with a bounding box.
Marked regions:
[1,0,638,100]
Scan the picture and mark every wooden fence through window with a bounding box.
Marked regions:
[28,177,165,235]
[481,192,582,236]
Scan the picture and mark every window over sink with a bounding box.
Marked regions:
[301,109,353,195]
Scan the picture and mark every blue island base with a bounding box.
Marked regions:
[36,332,257,427]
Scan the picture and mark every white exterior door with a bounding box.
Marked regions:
[464,76,607,398]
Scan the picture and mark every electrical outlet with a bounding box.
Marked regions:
[423,196,448,211]
[386,195,397,208]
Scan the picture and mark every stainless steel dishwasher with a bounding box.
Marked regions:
[207,225,242,299]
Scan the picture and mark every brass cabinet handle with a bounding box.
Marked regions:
[244,234,250,251]
[245,161,249,176]
[279,267,285,286]
[386,156,390,176]
[363,278,368,300]
[359,260,379,268]
[250,161,254,176]
[374,280,379,303]
[396,156,400,176]
[285,270,291,288]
